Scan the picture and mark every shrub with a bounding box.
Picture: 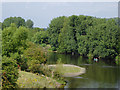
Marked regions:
[51,47,56,51]
[115,55,120,65]
[87,53,93,64]
[40,43,46,47]
[2,56,18,88]
[23,42,47,72]
[10,53,28,71]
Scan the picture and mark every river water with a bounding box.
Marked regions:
[47,52,120,88]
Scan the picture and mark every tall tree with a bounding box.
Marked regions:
[47,16,66,50]
[58,17,77,53]
[2,23,28,56]
[25,19,34,28]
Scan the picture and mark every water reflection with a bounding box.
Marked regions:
[47,52,120,88]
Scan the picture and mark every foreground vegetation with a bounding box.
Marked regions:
[1,17,65,88]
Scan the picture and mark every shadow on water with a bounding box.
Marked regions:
[47,52,120,88]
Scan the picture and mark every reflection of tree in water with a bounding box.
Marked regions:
[84,65,119,87]
[47,52,58,64]
[48,52,82,64]
[65,65,119,88]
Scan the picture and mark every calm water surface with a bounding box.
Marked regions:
[47,52,120,88]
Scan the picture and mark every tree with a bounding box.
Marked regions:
[47,16,66,50]
[79,19,118,58]
[25,19,34,28]
[2,24,29,56]
[0,22,2,29]
[2,23,17,56]
[31,31,48,44]
[2,17,25,29]
[58,17,77,53]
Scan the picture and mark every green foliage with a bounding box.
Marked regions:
[77,17,119,58]
[48,15,119,59]
[115,55,120,65]
[10,53,28,70]
[77,35,88,55]
[58,17,77,53]
[56,58,63,64]
[2,23,17,56]
[2,24,29,88]
[2,24,29,56]
[2,56,18,88]
[23,42,47,72]
[40,43,47,47]
[48,16,66,50]
[0,23,1,28]
[0,29,2,54]
[87,53,93,64]
[2,17,25,29]
[31,31,48,44]
[25,19,34,28]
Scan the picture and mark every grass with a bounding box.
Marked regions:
[17,71,65,88]
[59,66,81,73]
[51,64,81,74]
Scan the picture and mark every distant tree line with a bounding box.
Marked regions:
[2,17,33,29]
[47,15,120,60]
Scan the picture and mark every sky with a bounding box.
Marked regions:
[1,2,118,28]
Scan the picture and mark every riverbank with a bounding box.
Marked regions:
[48,64,86,77]
[17,71,66,88]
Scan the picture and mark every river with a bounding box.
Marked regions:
[47,52,120,88]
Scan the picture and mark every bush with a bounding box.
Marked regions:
[51,47,56,51]
[115,55,120,65]
[23,42,47,72]
[87,53,93,64]
[2,56,18,88]
[10,53,28,71]
[24,46,47,64]
[40,43,46,47]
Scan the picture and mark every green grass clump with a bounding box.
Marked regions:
[17,71,64,88]
[55,65,81,74]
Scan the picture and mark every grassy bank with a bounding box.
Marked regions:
[17,71,65,88]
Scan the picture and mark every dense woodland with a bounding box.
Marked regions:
[48,15,120,59]
[0,15,120,88]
